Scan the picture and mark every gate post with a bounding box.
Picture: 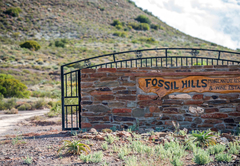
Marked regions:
[61,66,65,130]
[78,70,81,129]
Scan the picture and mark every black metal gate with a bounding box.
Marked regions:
[61,48,240,130]
[61,68,81,130]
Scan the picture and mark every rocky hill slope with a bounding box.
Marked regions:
[0,0,235,90]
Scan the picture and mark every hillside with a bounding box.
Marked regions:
[0,0,235,91]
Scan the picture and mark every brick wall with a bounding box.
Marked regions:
[81,65,240,132]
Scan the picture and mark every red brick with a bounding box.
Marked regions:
[215,124,226,130]
[203,96,211,100]
[205,108,219,113]
[162,108,179,114]
[164,121,174,126]
[81,123,92,128]
[192,94,203,100]
[93,124,113,129]
[204,119,222,124]
[184,117,193,122]
[198,124,214,128]
[117,95,136,101]
[184,100,203,105]
[144,113,153,117]
[113,87,126,91]
[82,112,108,116]
[201,113,228,119]
[81,78,99,82]
[219,94,239,99]
[89,73,107,78]
[81,74,88,78]
[98,68,117,73]
[90,91,113,96]
[130,76,136,81]
[211,128,218,132]
[112,113,132,117]
[137,95,158,101]
[116,90,132,94]
[163,100,183,104]
[149,106,161,113]
[237,104,240,112]
[229,112,240,116]
[100,77,118,81]
[94,95,115,101]
[88,117,110,122]
[121,82,135,86]
[82,82,93,88]
[113,109,132,113]
[138,100,162,106]
[81,69,96,73]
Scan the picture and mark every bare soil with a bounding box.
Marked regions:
[0,114,239,166]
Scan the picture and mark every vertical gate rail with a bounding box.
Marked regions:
[61,48,240,130]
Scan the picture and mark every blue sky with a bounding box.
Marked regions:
[132,0,240,50]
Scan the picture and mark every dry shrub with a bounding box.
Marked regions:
[4,108,18,114]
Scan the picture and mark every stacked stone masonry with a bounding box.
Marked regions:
[81,65,240,132]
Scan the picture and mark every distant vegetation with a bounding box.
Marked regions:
[5,7,22,17]
[0,74,30,98]
[135,15,151,24]
[20,40,41,51]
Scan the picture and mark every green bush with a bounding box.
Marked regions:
[5,7,22,17]
[47,100,61,117]
[128,22,150,31]
[0,99,17,110]
[0,74,30,98]
[139,37,157,44]
[18,103,32,111]
[33,99,47,109]
[54,39,68,48]
[207,144,225,155]
[127,0,137,7]
[115,24,123,30]
[20,40,41,51]
[215,153,232,162]
[113,31,128,37]
[193,149,212,165]
[151,24,161,30]
[138,23,150,30]
[112,20,122,26]
[143,9,154,17]
[135,15,151,24]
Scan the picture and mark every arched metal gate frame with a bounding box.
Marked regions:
[61,48,240,130]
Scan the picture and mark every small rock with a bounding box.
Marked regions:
[89,128,97,133]
[165,135,174,142]
[155,132,167,137]
[169,94,191,99]
[145,128,154,133]
[220,137,229,144]
[221,133,233,141]
[102,129,112,133]
[82,135,94,139]
[189,106,204,114]
[232,155,237,160]
[138,128,144,133]
[117,131,131,137]
[95,135,105,141]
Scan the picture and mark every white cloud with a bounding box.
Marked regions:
[132,0,240,49]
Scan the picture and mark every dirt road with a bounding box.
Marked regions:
[0,109,50,136]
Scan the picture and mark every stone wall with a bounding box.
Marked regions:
[81,65,240,132]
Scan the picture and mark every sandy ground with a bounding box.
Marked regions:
[0,109,50,136]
